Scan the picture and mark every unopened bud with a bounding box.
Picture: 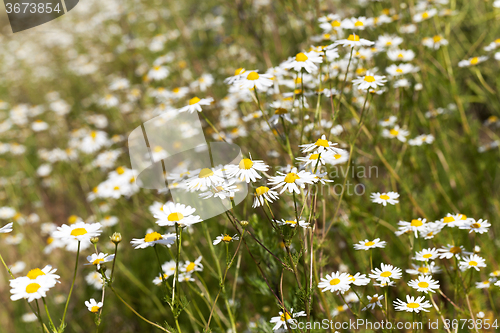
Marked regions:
[110,232,122,244]
[90,237,99,244]
[240,220,249,227]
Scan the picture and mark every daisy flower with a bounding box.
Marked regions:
[282,51,323,73]
[386,63,418,76]
[161,260,177,277]
[10,277,55,302]
[199,180,239,200]
[225,157,269,183]
[459,219,490,234]
[268,167,316,194]
[0,222,13,233]
[459,254,487,271]
[341,16,370,30]
[458,56,488,68]
[276,219,310,228]
[130,232,176,249]
[408,275,440,293]
[85,253,115,270]
[213,234,239,245]
[422,35,448,50]
[393,295,432,313]
[375,34,403,49]
[237,71,273,91]
[299,134,341,154]
[154,202,202,227]
[147,65,169,81]
[349,273,370,286]
[178,273,195,283]
[224,68,246,84]
[270,308,305,331]
[409,134,435,146]
[323,149,350,166]
[370,192,399,206]
[414,248,439,262]
[178,96,214,113]
[296,152,329,168]
[476,280,491,289]
[252,186,279,208]
[419,222,444,239]
[353,238,387,250]
[379,116,397,127]
[53,222,102,243]
[85,299,103,313]
[181,256,203,274]
[369,263,402,284]
[406,262,441,275]
[362,294,384,311]
[352,71,387,90]
[333,34,374,48]
[185,167,225,191]
[413,9,437,22]
[318,272,352,293]
[395,218,427,237]
[439,213,470,227]
[387,49,415,62]
[382,125,409,142]
[373,280,395,288]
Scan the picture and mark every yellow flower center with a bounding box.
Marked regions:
[333,154,341,159]
[364,75,375,82]
[284,173,300,183]
[398,53,404,58]
[459,214,467,220]
[380,194,390,200]
[246,71,260,80]
[255,186,269,196]
[172,87,180,93]
[280,312,292,321]
[239,158,254,170]
[189,97,201,105]
[91,306,100,313]
[93,259,104,265]
[222,235,233,242]
[364,241,375,247]
[168,212,184,221]
[418,267,429,273]
[315,138,329,147]
[469,261,478,266]
[309,154,320,160]
[422,12,429,19]
[234,68,245,75]
[380,271,392,277]
[470,57,479,65]
[323,34,331,39]
[471,223,481,229]
[285,220,297,225]
[198,168,214,178]
[396,68,403,73]
[27,268,45,280]
[185,262,195,272]
[70,228,88,237]
[91,131,97,139]
[68,215,78,224]
[26,283,41,294]
[423,253,433,258]
[370,297,379,303]
[433,35,442,43]
[144,232,162,242]
[354,20,364,27]
[330,278,341,285]
[417,281,429,288]
[295,52,308,62]
[331,20,341,27]
[347,34,360,42]
[115,166,125,175]
[407,303,420,309]
[443,216,455,223]
[275,108,288,115]
[411,219,423,227]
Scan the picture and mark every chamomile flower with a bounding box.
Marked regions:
[154,202,202,227]
[419,222,444,239]
[341,16,370,30]
[178,96,214,113]
[459,219,490,234]
[333,34,374,48]
[414,248,439,262]
[270,308,305,331]
[10,277,55,302]
[349,273,370,286]
[213,234,239,245]
[296,152,328,168]
[268,167,316,194]
[413,9,437,22]
[147,65,169,81]
[422,35,448,50]
[370,192,399,206]
[199,180,239,200]
[85,299,103,313]
[53,222,102,243]
[185,167,225,191]
[224,68,246,84]
[85,253,115,270]
[393,296,432,313]
[459,254,487,271]
[0,222,13,233]
[386,63,418,76]
[362,294,384,311]
[409,134,435,146]
[300,134,341,154]
[276,219,309,228]
[252,186,280,208]
[408,275,440,293]
[130,232,176,249]
[379,116,397,127]
[375,34,404,49]
[318,272,352,293]
[406,262,441,275]
[439,213,470,227]
[226,157,269,183]
[353,238,387,250]
[352,71,387,90]
[282,51,323,73]
[238,71,273,91]
[369,263,402,284]
[475,280,491,289]
[395,218,427,237]
[181,256,203,274]
[458,56,488,67]
[323,149,349,166]
[387,49,415,62]
[382,125,409,142]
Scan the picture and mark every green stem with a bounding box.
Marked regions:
[60,241,80,328]
[42,298,56,332]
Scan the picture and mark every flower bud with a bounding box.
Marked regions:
[90,237,99,244]
[110,232,122,244]
[240,220,249,227]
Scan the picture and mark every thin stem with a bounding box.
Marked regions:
[60,241,81,327]
[42,298,56,332]
[35,300,45,333]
